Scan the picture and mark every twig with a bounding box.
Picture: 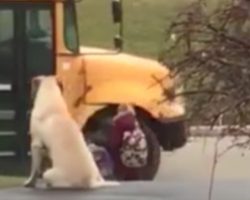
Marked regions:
[207,23,250,49]
[175,90,229,97]
[208,136,221,200]
[218,138,250,158]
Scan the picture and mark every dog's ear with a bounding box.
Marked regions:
[32,76,43,88]
[56,78,64,93]
[31,76,44,101]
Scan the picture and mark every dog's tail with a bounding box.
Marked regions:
[103,180,120,187]
[90,180,120,189]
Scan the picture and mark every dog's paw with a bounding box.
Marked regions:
[23,179,36,188]
[89,180,120,189]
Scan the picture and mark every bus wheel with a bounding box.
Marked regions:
[83,106,161,180]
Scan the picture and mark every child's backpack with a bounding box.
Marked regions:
[120,126,148,168]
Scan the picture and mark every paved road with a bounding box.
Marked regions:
[156,137,250,182]
[0,180,249,200]
[0,137,249,200]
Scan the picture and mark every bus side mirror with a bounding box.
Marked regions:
[111,0,124,51]
[112,0,122,23]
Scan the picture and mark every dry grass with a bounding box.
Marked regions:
[0,176,24,189]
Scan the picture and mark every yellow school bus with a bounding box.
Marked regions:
[0,0,187,179]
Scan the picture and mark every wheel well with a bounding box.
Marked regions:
[82,104,118,133]
[82,104,155,133]
[135,106,188,151]
[82,104,159,145]
[82,104,188,151]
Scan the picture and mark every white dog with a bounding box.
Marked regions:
[24,75,119,189]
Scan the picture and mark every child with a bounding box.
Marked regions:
[88,142,114,180]
[109,104,146,180]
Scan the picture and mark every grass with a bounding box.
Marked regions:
[76,0,194,58]
[0,159,28,188]
[0,176,24,189]
[76,0,221,58]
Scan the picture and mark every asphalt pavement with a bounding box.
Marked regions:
[0,137,249,200]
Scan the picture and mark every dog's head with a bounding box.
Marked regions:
[31,75,64,102]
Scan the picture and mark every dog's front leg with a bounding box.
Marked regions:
[24,142,43,188]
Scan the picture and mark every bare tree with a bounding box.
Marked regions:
[160,0,250,195]
[160,1,250,198]
[160,0,250,130]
